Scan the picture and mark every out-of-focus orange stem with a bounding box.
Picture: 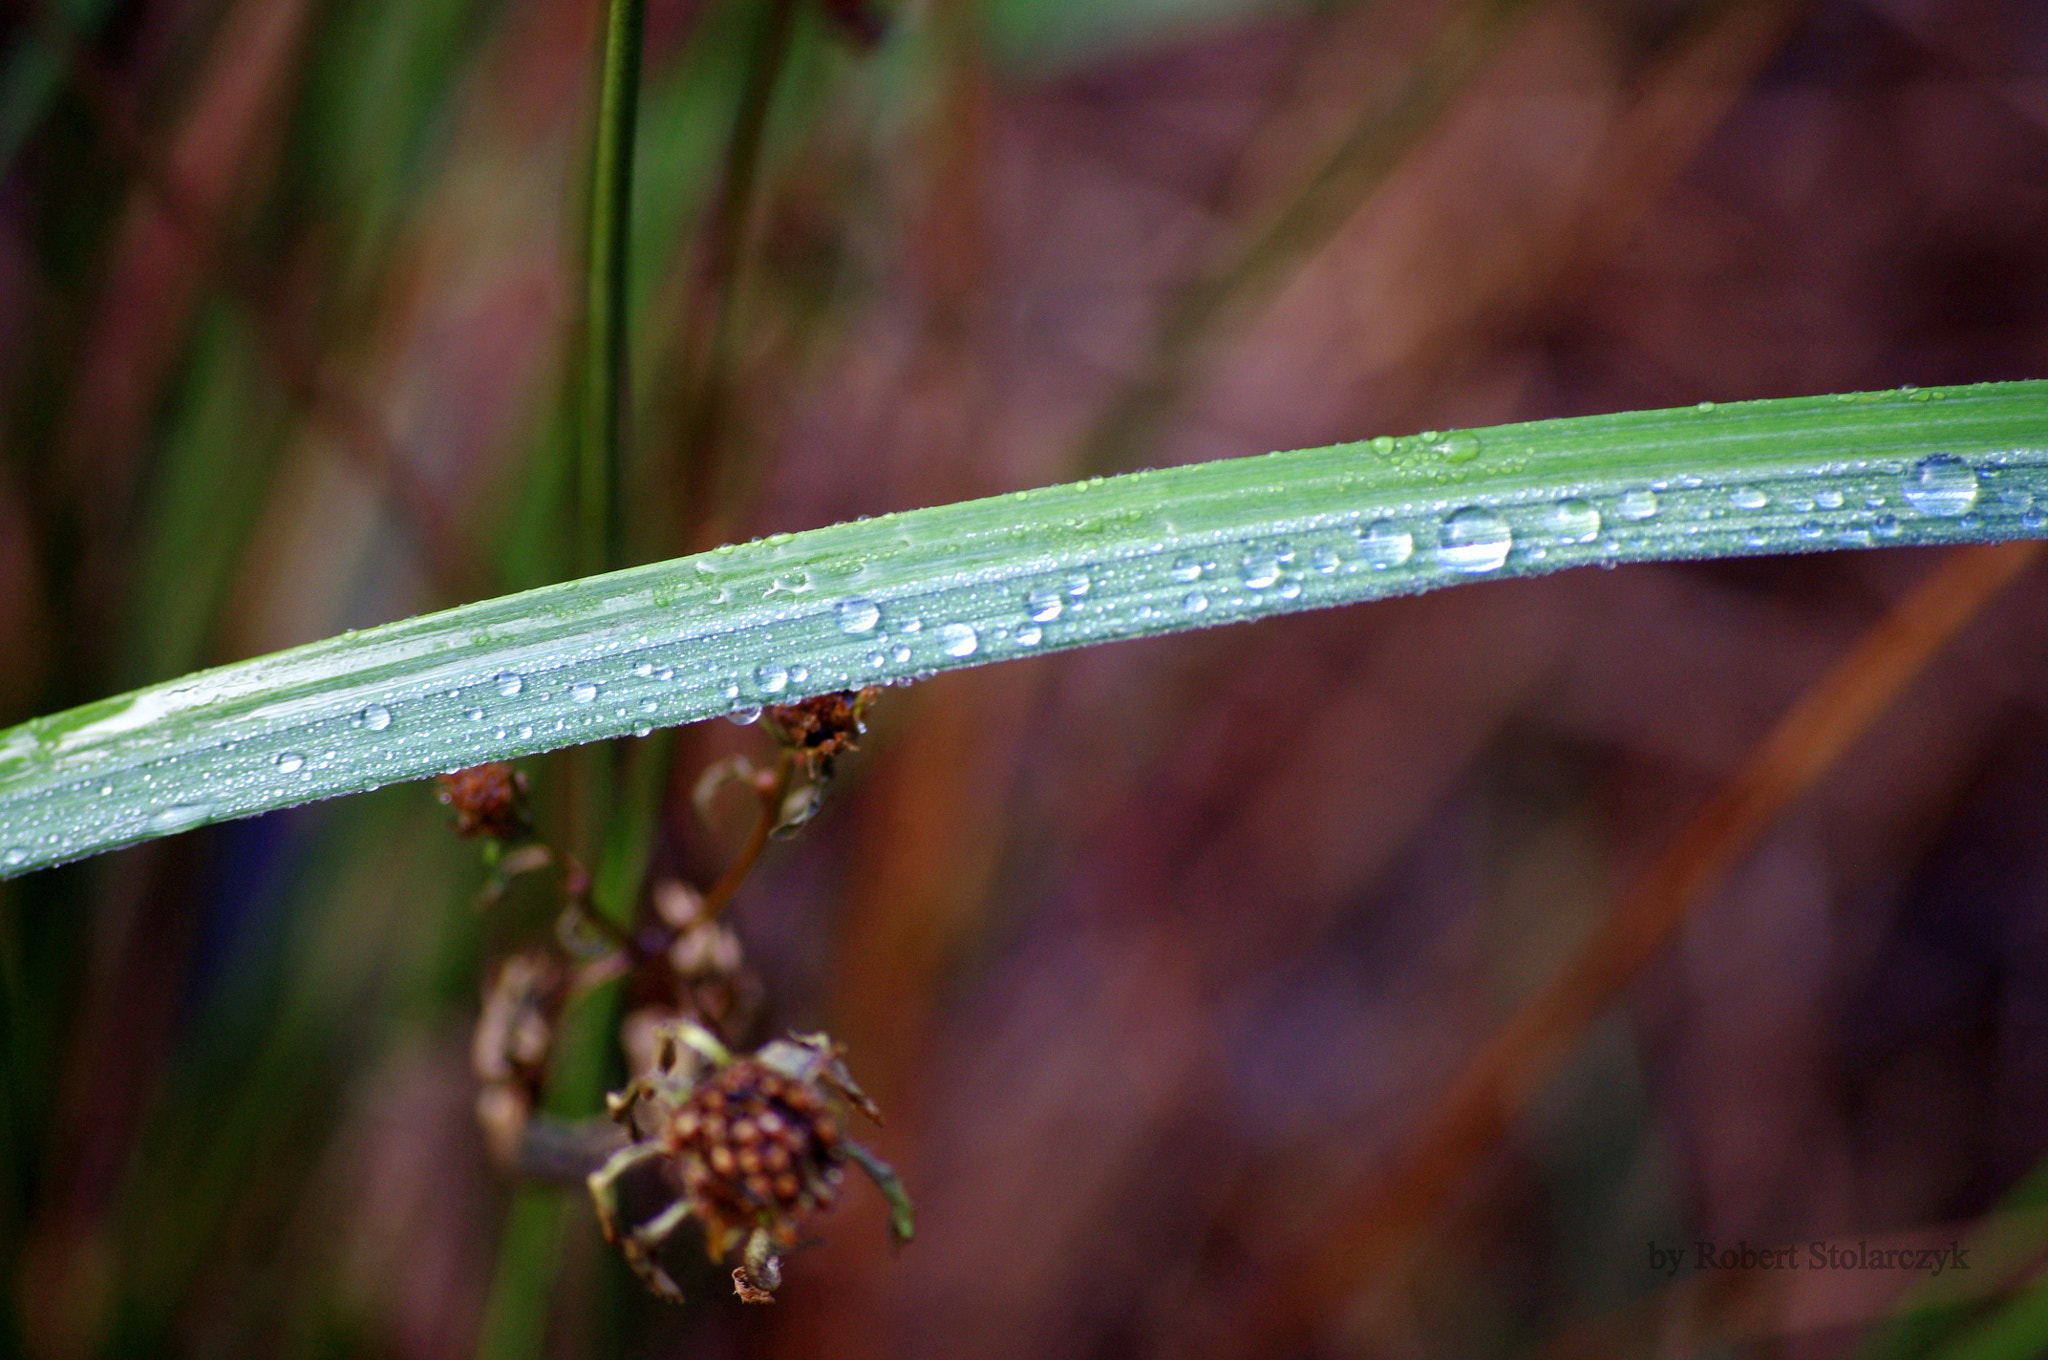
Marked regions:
[1248,541,2045,1350]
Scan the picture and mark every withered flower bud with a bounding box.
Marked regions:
[762,688,880,778]
[473,950,569,1167]
[435,763,532,841]
[587,1023,913,1304]
[646,878,758,1035]
[473,951,568,1089]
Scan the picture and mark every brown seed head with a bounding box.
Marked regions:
[662,1056,859,1255]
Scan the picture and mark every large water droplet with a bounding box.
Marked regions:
[727,706,762,726]
[1436,508,1512,573]
[1065,573,1092,598]
[1729,486,1769,510]
[939,623,979,658]
[892,644,913,664]
[1357,520,1414,569]
[1169,557,1204,583]
[838,598,881,634]
[1311,546,1341,575]
[1439,431,1481,463]
[1902,456,1978,517]
[466,708,486,722]
[358,704,392,731]
[1545,498,1600,544]
[3,847,29,867]
[1014,625,1043,646]
[1815,489,1845,510]
[1184,591,1209,613]
[754,665,789,695]
[494,672,524,697]
[1025,589,1064,623]
[1240,552,1282,590]
[1616,488,1660,521]
[570,682,600,703]
[145,803,213,833]
[274,752,306,774]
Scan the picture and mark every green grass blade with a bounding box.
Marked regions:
[3,382,2045,877]
[582,0,645,578]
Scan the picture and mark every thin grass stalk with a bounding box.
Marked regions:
[581,0,645,580]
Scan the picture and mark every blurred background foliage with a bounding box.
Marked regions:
[1,0,2047,1356]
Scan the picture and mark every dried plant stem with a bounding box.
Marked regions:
[1076,0,1543,473]
[672,0,801,549]
[1247,540,2046,1350]
[701,750,796,922]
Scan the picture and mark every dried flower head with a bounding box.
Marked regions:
[472,950,569,1165]
[762,688,880,778]
[435,763,532,841]
[648,879,758,1034]
[588,1022,912,1303]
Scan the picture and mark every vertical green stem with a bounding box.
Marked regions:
[481,8,647,1358]
[581,0,645,579]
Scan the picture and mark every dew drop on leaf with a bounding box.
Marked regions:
[145,804,212,833]
[1902,456,1978,517]
[1356,520,1414,569]
[1436,508,1512,573]
[1240,553,1281,590]
[1545,498,1600,544]
[838,598,881,634]
[1616,488,1660,521]
[939,623,979,658]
